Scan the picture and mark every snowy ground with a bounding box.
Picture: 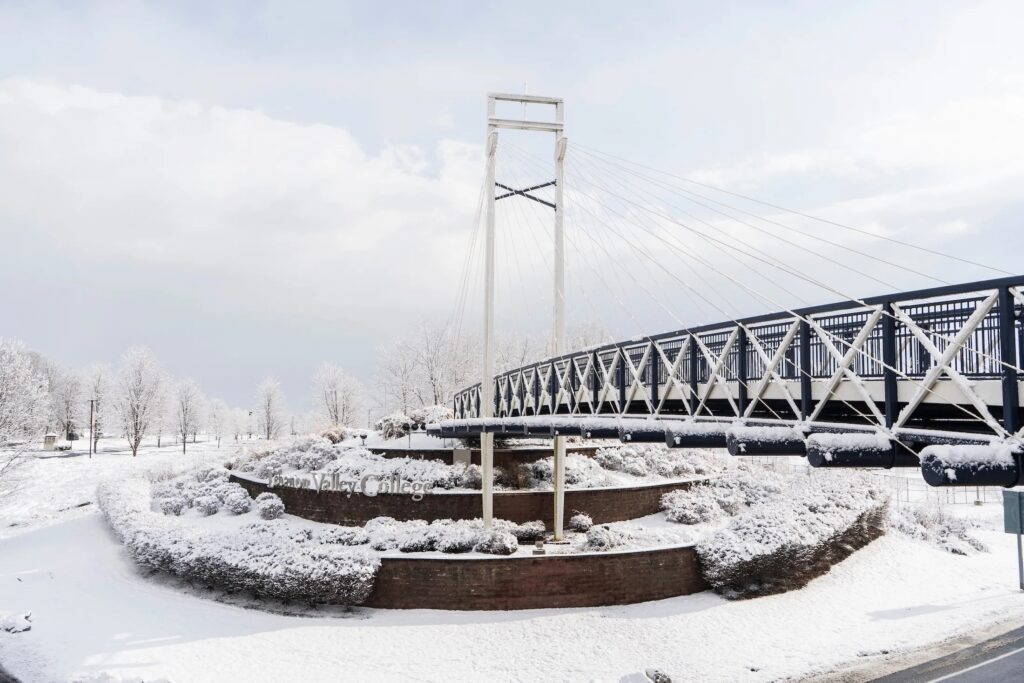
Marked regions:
[3,441,1024,682]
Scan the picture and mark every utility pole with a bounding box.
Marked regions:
[88,398,97,458]
[483,92,566,535]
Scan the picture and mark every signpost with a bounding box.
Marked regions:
[1003,490,1024,591]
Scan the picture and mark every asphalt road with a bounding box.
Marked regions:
[873,625,1024,682]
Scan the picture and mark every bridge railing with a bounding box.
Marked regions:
[453,276,1024,437]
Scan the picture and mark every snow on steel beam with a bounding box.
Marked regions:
[664,421,729,449]
[726,425,806,456]
[805,432,920,469]
[920,444,1023,487]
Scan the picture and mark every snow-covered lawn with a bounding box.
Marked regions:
[3,440,1024,682]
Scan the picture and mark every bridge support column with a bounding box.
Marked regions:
[481,102,498,528]
[552,102,567,540]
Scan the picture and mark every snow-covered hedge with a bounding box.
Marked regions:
[235,438,481,490]
[661,464,784,525]
[890,504,988,555]
[696,474,888,599]
[595,444,723,479]
[361,516,541,554]
[98,479,380,605]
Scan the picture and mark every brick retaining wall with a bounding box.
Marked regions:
[229,473,702,528]
[366,545,708,610]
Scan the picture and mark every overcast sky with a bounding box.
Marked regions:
[2,0,1023,410]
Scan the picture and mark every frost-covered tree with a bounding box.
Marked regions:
[0,340,51,444]
[377,340,418,415]
[229,407,249,441]
[83,364,112,451]
[173,379,203,454]
[313,362,363,427]
[255,378,285,440]
[113,347,166,457]
[207,398,228,447]
[48,365,82,440]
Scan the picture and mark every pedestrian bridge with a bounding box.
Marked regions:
[436,276,1024,487]
[433,92,1024,494]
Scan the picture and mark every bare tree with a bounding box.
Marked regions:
[377,341,418,415]
[313,362,364,427]
[173,379,203,454]
[113,347,166,457]
[255,378,285,440]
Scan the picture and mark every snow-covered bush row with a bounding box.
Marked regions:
[661,463,785,525]
[696,474,888,599]
[361,516,544,555]
[890,504,988,555]
[151,466,254,518]
[233,437,483,490]
[98,479,380,605]
[519,454,612,489]
[595,444,724,479]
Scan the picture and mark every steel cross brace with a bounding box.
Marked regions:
[495,181,557,209]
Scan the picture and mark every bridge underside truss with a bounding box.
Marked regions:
[444,277,1024,487]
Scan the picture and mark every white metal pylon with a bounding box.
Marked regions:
[481,93,566,537]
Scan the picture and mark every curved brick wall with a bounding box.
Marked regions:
[229,473,703,528]
[366,545,707,610]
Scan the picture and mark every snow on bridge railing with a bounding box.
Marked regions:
[452,275,1024,447]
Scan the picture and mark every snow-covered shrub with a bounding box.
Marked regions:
[696,474,888,599]
[193,495,221,517]
[662,465,786,525]
[375,412,412,439]
[435,522,479,553]
[583,525,631,551]
[195,467,229,484]
[320,425,351,444]
[890,504,988,555]
[158,495,186,516]
[316,526,369,546]
[569,513,593,532]
[255,492,285,520]
[511,520,546,542]
[98,480,380,605]
[410,405,453,427]
[595,444,725,479]
[663,486,721,524]
[524,454,611,489]
[223,488,252,515]
[474,529,518,555]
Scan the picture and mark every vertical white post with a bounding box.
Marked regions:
[552,102,567,540]
[481,97,498,528]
